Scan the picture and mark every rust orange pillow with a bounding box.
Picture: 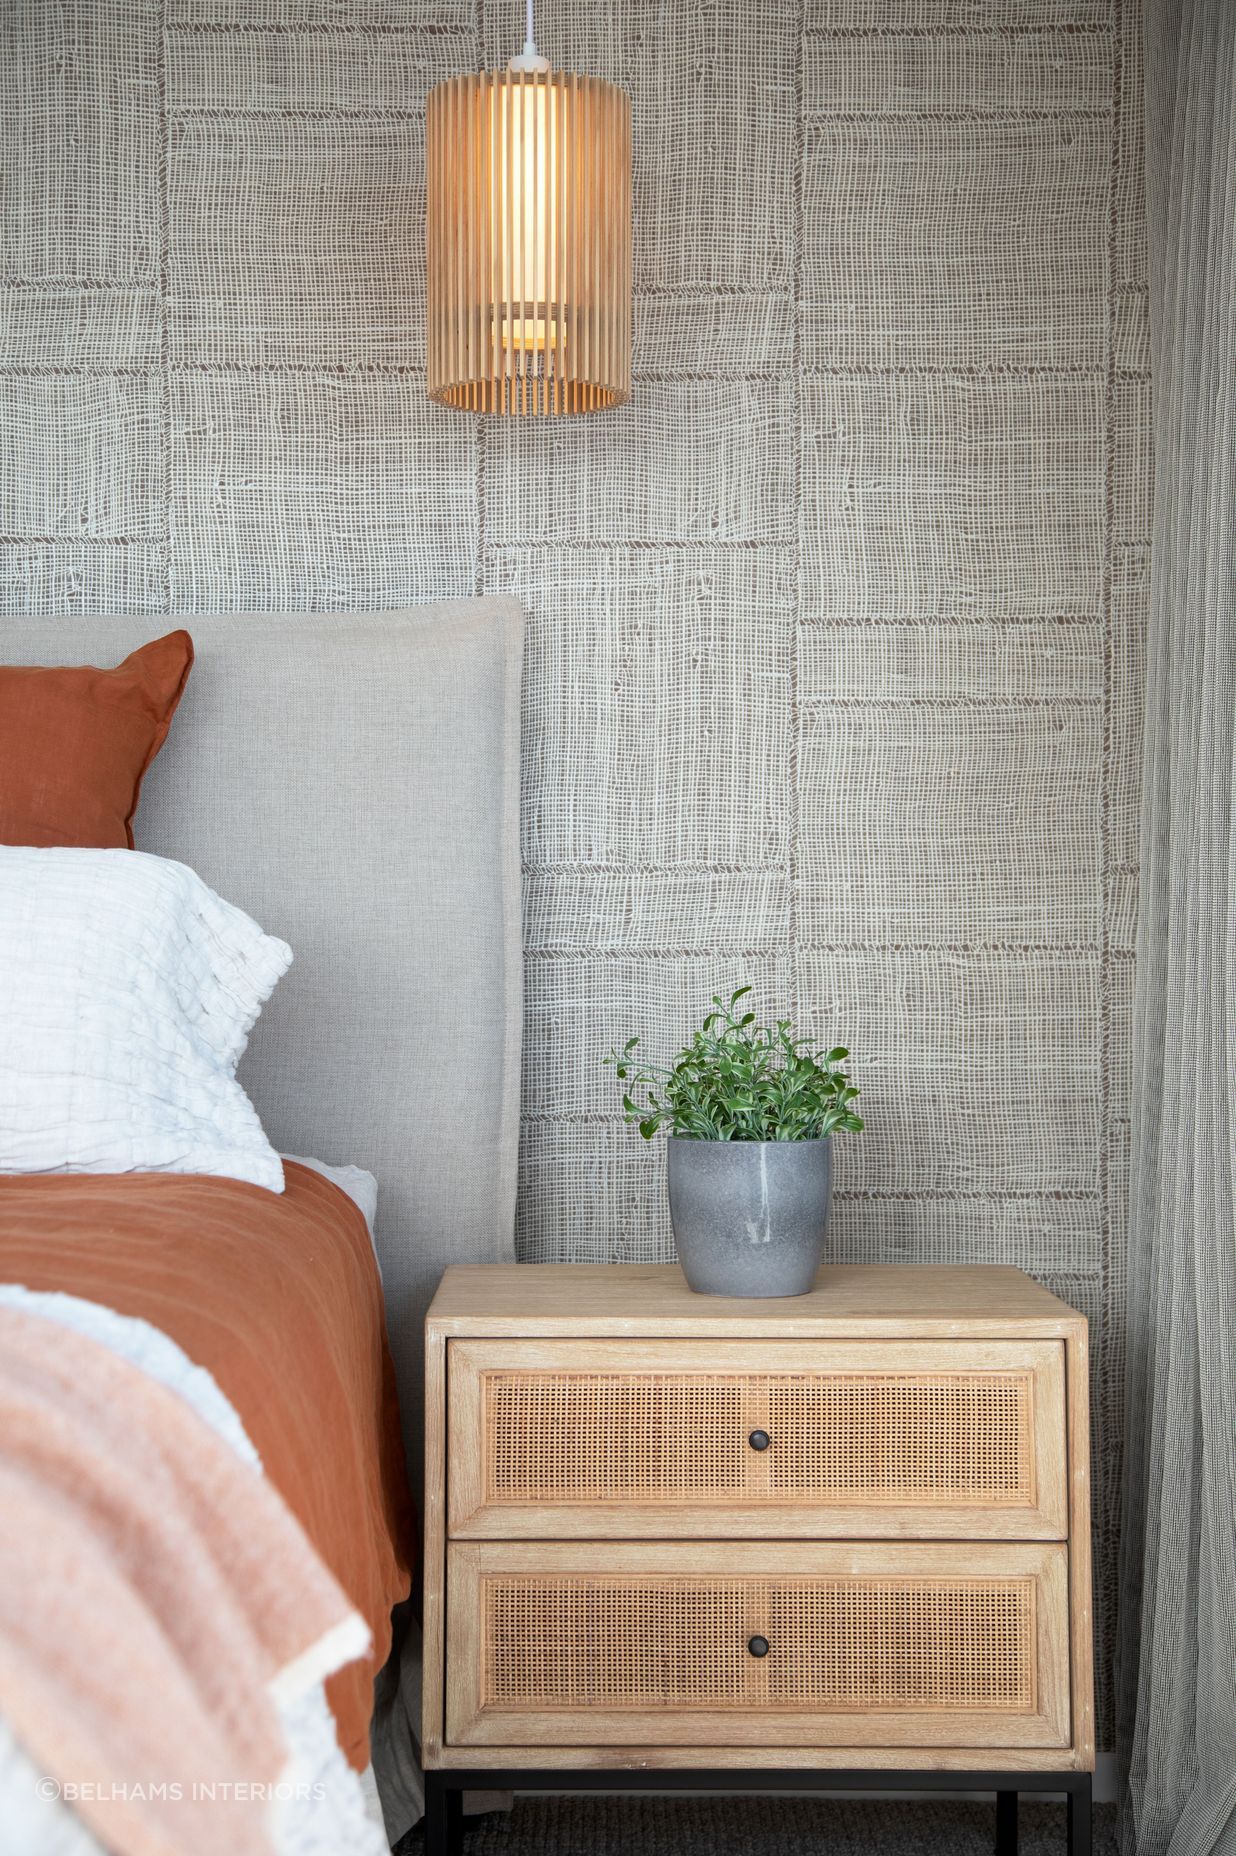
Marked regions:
[0,631,194,849]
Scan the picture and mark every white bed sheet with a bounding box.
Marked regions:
[283,1156,378,1236]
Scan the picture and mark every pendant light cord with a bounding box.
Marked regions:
[510,0,546,71]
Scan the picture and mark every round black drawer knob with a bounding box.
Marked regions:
[748,1429,771,1452]
[747,1635,770,1659]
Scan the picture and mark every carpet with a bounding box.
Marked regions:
[398,1793,1117,1854]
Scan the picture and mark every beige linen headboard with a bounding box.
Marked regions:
[1,602,524,1501]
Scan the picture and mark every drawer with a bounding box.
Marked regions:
[446,1540,1070,1749]
[447,1338,1068,1539]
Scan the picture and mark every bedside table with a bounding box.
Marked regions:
[421,1264,1093,1855]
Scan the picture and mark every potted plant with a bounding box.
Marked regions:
[605,987,862,1298]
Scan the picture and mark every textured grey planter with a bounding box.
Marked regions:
[666,1136,832,1298]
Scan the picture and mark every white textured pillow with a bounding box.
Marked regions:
[0,847,291,1192]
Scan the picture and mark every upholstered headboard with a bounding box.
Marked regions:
[1,603,524,1498]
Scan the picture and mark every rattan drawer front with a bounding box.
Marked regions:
[446,1541,1070,1748]
[447,1339,1067,1538]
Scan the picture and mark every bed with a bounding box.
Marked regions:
[0,601,525,1853]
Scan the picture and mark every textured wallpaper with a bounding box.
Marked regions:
[1,0,1150,1740]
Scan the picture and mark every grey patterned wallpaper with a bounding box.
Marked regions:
[1,0,1149,1740]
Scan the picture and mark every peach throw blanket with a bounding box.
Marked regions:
[0,1306,369,1856]
[0,1165,414,1767]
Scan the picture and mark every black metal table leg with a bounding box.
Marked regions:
[424,1777,464,1856]
[996,1788,1019,1854]
[423,1773,448,1856]
[1068,1776,1092,1856]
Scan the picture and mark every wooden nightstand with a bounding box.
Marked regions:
[421,1265,1093,1855]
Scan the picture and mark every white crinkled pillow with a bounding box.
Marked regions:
[0,847,292,1192]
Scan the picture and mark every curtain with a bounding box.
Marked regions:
[1116,3,1236,1854]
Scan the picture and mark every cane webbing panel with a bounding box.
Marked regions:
[764,1581,1036,1709]
[483,1370,1034,1505]
[766,1373,1033,1501]
[481,1575,1036,1713]
[486,1373,749,1498]
[486,1579,750,1709]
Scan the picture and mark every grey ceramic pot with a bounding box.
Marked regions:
[666,1136,832,1298]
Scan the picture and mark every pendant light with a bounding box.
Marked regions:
[425,0,632,415]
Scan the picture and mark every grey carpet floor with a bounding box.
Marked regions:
[399,1795,1117,1854]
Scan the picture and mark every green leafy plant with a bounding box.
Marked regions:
[604,987,863,1143]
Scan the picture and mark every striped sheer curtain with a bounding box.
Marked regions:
[1116,3,1236,1854]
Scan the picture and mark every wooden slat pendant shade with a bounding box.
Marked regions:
[426,69,632,414]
